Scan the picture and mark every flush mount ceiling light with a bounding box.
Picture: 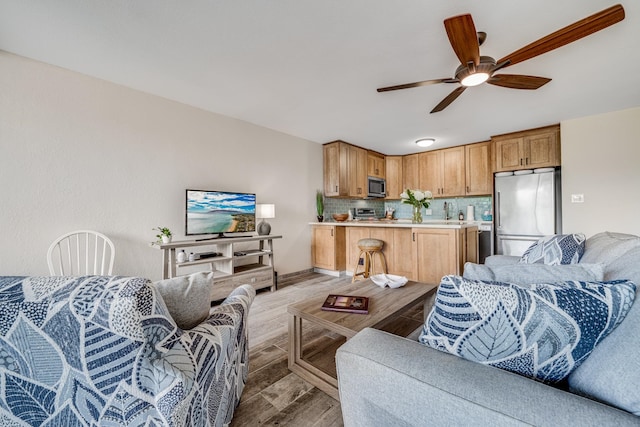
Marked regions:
[415,138,435,147]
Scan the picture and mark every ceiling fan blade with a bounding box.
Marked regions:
[444,14,480,66]
[430,86,466,113]
[487,74,551,90]
[497,4,625,68]
[377,78,457,92]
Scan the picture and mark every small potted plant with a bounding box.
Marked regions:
[316,190,324,222]
[154,226,172,244]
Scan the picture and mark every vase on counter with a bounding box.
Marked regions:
[317,215,324,222]
[412,205,423,224]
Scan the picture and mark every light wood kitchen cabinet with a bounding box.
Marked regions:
[323,142,347,197]
[412,227,478,284]
[347,145,367,197]
[389,228,414,279]
[465,141,492,195]
[345,227,414,278]
[311,226,346,271]
[367,151,385,179]
[345,227,372,273]
[419,146,465,197]
[412,228,460,284]
[322,141,368,198]
[465,227,479,268]
[403,154,419,191]
[493,125,560,172]
[385,156,403,200]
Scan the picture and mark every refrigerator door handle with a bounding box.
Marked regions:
[495,191,501,229]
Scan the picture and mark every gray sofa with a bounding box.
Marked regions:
[336,232,640,426]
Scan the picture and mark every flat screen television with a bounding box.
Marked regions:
[186,189,256,238]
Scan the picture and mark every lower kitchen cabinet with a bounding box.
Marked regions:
[311,225,345,271]
[345,227,413,278]
[411,227,478,284]
[345,227,375,273]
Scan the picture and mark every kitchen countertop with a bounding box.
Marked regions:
[309,219,489,229]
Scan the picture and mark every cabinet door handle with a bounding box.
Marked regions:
[520,158,523,165]
[525,157,529,165]
[466,186,470,193]
[412,232,415,242]
[335,185,338,192]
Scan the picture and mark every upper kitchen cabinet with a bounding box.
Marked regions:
[493,125,560,172]
[465,141,492,196]
[385,155,403,200]
[367,151,385,179]
[419,146,465,197]
[323,140,367,198]
[402,154,419,191]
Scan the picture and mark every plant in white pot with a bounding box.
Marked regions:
[154,227,172,244]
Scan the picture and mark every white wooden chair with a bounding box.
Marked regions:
[47,230,115,276]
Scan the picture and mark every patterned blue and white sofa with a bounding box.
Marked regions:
[0,275,255,426]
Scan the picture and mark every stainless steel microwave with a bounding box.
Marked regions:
[367,176,386,198]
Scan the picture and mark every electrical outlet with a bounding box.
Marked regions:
[425,208,433,216]
[571,194,585,203]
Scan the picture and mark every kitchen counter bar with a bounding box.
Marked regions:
[310,220,481,283]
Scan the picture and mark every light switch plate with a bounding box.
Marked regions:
[571,194,584,203]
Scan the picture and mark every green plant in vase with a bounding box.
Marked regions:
[154,226,173,244]
[316,190,324,222]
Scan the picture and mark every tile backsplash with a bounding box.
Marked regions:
[324,196,492,221]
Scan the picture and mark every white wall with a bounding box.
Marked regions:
[561,106,640,238]
[0,51,322,279]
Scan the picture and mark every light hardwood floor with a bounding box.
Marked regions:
[230,271,424,426]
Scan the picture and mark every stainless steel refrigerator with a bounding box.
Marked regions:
[494,168,562,256]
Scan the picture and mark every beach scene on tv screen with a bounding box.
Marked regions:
[187,191,255,234]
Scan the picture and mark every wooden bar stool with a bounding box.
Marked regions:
[352,238,387,282]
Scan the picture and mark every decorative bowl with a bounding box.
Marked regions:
[371,274,408,289]
[332,213,349,222]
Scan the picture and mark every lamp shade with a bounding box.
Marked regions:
[256,204,275,219]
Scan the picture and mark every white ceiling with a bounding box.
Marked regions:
[1,1,639,155]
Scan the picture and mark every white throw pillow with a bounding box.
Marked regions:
[153,271,214,329]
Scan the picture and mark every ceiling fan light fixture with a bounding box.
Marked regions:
[461,72,489,86]
[456,55,496,87]
[415,138,435,147]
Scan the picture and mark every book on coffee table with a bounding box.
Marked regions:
[321,294,369,314]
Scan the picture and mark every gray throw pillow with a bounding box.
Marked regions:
[153,271,214,329]
[581,232,640,265]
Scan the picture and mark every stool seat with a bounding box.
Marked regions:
[352,238,387,282]
[357,238,384,251]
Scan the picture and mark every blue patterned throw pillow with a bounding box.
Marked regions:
[419,275,636,383]
[519,233,586,265]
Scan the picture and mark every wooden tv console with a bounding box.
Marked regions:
[153,235,282,301]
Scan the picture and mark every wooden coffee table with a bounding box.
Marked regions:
[287,279,437,399]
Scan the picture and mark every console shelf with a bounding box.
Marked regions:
[153,235,282,301]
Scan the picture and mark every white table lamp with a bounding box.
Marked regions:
[256,204,275,235]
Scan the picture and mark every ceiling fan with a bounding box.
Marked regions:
[377,4,625,113]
